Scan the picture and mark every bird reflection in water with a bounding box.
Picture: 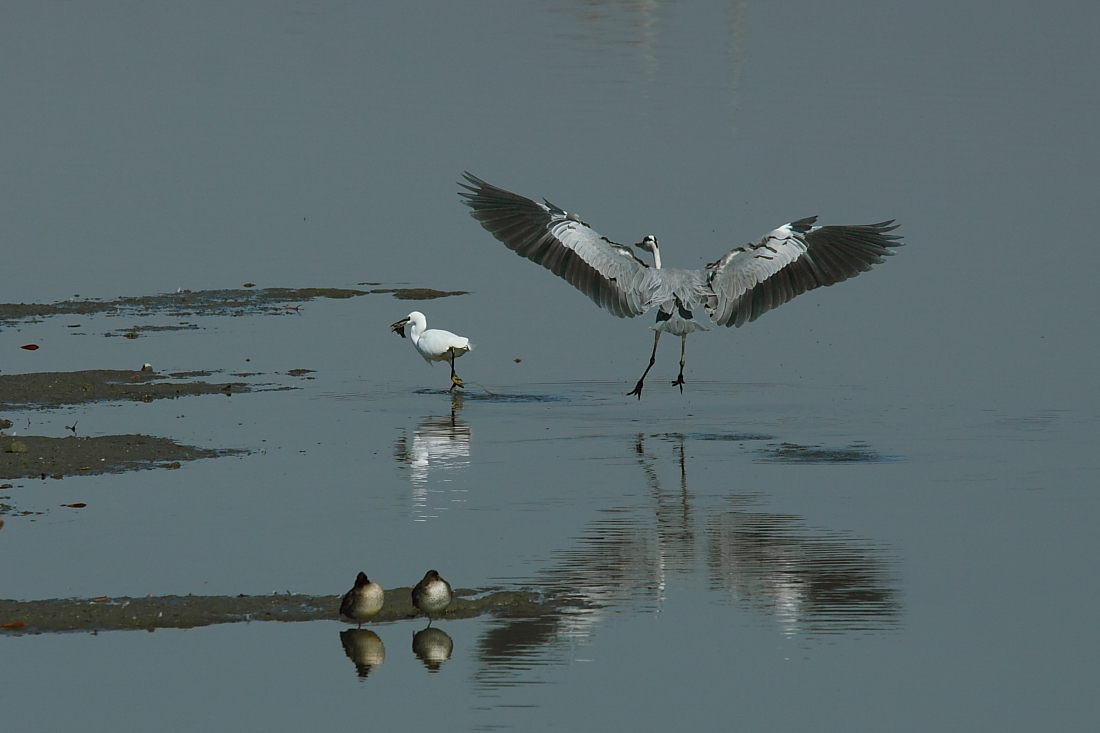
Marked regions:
[412,627,454,672]
[477,433,900,687]
[393,396,471,521]
[339,629,385,679]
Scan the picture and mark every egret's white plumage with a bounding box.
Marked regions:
[390,311,471,390]
[458,173,903,398]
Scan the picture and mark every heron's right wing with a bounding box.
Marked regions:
[705,218,902,327]
[459,173,651,318]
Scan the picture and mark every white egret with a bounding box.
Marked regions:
[340,572,384,627]
[390,311,471,391]
[459,173,903,398]
[412,569,453,626]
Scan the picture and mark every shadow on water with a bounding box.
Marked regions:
[413,388,570,403]
[756,441,900,464]
[471,434,901,688]
[656,430,776,442]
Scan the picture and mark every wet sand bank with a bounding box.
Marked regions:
[0,434,236,480]
[0,369,253,411]
[0,285,467,326]
[0,588,545,634]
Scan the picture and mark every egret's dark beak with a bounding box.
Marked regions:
[390,319,408,338]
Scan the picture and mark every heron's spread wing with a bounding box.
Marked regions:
[459,173,652,318]
[705,218,903,327]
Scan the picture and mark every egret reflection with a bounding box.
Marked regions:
[393,397,471,521]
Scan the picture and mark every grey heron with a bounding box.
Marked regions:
[459,173,903,398]
[412,569,453,626]
[390,311,471,390]
[340,572,384,627]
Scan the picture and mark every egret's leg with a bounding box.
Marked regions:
[448,349,464,390]
[628,331,662,399]
[671,335,687,392]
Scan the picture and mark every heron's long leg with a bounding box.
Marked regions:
[448,349,464,391]
[628,331,662,399]
[671,335,687,393]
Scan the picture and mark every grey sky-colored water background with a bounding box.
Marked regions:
[2,1,1098,730]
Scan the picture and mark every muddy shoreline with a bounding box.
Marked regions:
[0,369,258,481]
[0,434,237,480]
[0,369,256,411]
[0,285,467,326]
[0,588,548,634]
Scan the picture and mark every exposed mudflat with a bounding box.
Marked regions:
[0,434,236,480]
[0,286,466,326]
[0,588,547,634]
[0,369,253,411]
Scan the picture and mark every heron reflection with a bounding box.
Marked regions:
[474,433,900,687]
[393,396,471,520]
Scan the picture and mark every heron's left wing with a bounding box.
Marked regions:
[705,218,902,327]
[459,173,652,318]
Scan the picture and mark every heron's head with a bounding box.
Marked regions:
[390,315,410,338]
[634,235,662,268]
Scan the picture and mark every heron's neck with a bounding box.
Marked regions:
[409,321,425,344]
[650,246,662,269]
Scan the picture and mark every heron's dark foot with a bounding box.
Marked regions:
[628,381,645,399]
[672,374,685,393]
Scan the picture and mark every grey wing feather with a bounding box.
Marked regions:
[705,217,903,327]
[459,173,651,318]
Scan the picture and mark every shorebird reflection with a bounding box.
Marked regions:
[412,626,454,672]
[393,397,471,521]
[339,628,385,679]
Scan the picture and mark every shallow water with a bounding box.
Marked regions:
[2,1,1099,731]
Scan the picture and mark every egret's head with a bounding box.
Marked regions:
[390,315,410,338]
[634,235,659,253]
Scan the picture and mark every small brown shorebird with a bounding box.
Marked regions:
[411,569,453,626]
[340,572,384,627]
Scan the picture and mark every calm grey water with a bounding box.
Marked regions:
[2,1,1098,731]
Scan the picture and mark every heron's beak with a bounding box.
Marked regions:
[390,318,409,338]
